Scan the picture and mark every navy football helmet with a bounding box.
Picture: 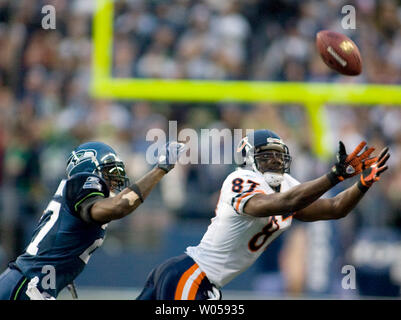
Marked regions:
[236,129,292,187]
[66,142,130,193]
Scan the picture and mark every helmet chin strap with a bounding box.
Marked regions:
[262,172,284,187]
[249,157,283,188]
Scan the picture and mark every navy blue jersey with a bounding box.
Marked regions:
[14,172,110,297]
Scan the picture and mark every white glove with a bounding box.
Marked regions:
[26,277,56,300]
[207,286,221,300]
[156,141,186,173]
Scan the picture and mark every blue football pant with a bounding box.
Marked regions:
[136,254,221,300]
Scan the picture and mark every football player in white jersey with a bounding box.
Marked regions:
[136,129,390,300]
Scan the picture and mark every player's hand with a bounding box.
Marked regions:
[357,146,390,192]
[156,141,186,173]
[328,141,377,185]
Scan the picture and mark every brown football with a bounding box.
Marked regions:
[316,30,362,76]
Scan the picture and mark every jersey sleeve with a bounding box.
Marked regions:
[65,173,110,221]
[224,171,267,215]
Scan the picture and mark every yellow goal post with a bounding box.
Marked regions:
[91,0,401,159]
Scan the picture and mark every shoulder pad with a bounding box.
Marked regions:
[66,173,110,213]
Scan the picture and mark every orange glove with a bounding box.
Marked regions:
[327,141,378,185]
[357,147,390,193]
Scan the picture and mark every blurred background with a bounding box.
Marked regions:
[0,0,401,299]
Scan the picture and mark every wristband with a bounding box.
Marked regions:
[326,171,341,186]
[357,177,370,193]
[156,164,171,173]
[128,183,144,203]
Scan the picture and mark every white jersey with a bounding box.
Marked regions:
[186,168,300,288]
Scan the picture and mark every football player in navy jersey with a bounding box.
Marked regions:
[0,141,185,300]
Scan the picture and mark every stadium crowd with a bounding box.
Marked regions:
[0,0,400,296]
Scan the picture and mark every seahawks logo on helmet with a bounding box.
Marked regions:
[66,149,98,177]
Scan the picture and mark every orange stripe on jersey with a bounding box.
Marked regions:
[187,270,206,300]
[234,190,265,212]
[174,263,198,300]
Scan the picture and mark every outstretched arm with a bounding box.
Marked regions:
[244,141,379,218]
[294,147,390,222]
[90,167,166,223]
[293,182,364,221]
[245,174,335,217]
[86,142,186,224]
